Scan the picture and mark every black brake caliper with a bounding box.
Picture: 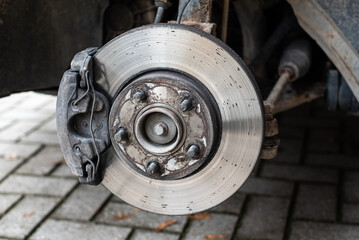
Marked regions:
[56,48,110,185]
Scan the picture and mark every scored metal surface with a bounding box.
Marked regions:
[94,24,264,215]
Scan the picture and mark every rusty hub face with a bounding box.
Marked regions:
[95,24,264,215]
[109,71,220,180]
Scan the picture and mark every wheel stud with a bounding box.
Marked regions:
[114,128,129,142]
[187,144,200,158]
[147,161,160,175]
[179,99,193,112]
[134,90,147,102]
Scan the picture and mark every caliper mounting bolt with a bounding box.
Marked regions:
[179,99,193,112]
[114,128,129,142]
[147,161,161,175]
[134,90,147,102]
[187,144,200,158]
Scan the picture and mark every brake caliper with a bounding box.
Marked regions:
[56,48,110,185]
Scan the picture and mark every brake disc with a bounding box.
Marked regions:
[94,24,264,215]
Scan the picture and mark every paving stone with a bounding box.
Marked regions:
[294,184,336,221]
[344,116,359,136]
[130,230,179,240]
[344,138,359,156]
[53,184,111,221]
[96,202,187,232]
[0,122,40,141]
[51,164,76,178]
[15,93,54,111]
[273,139,303,163]
[308,128,341,153]
[17,146,64,175]
[306,154,359,169]
[0,196,59,239]
[0,119,13,131]
[21,131,59,145]
[0,175,76,196]
[239,177,294,197]
[0,108,53,122]
[0,158,24,181]
[0,93,26,107]
[277,125,305,139]
[342,204,359,224]
[39,98,57,113]
[210,191,245,214]
[261,163,338,183]
[110,195,125,203]
[0,104,10,113]
[289,221,359,240]
[237,196,290,240]
[0,194,21,215]
[344,172,359,203]
[38,117,57,133]
[343,120,359,152]
[0,142,41,159]
[184,213,237,240]
[0,90,357,240]
[30,219,131,240]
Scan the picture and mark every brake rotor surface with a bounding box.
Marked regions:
[94,24,264,215]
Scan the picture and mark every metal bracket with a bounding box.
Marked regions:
[57,48,110,185]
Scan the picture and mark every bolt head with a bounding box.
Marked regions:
[114,128,129,142]
[153,122,168,136]
[134,90,147,102]
[147,161,160,175]
[179,99,193,112]
[187,144,200,158]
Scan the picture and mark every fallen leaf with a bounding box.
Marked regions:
[134,208,143,212]
[205,233,228,239]
[156,219,176,232]
[23,211,35,218]
[113,213,134,221]
[187,211,211,220]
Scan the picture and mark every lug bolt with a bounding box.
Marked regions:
[179,99,193,112]
[187,144,200,158]
[147,161,160,175]
[114,128,129,142]
[134,90,147,102]
[154,122,168,136]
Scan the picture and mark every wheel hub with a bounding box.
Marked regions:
[109,71,219,180]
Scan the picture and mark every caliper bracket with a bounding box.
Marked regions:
[56,48,110,185]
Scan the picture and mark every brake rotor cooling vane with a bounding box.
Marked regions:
[59,24,264,215]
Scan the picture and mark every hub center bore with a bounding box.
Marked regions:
[135,105,184,154]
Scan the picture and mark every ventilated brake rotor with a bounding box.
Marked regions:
[94,24,264,215]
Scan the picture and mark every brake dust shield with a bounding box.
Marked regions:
[94,24,264,215]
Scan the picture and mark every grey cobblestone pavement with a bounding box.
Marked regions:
[0,92,358,240]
